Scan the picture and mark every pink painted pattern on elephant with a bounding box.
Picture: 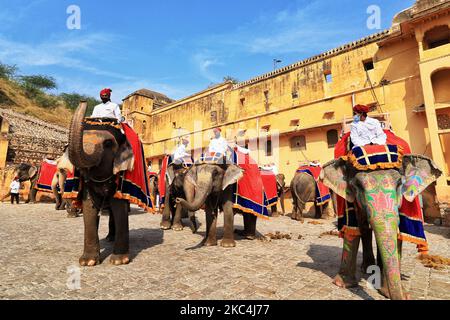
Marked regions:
[369,191,395,213]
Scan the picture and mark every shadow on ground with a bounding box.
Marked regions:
[100,228,164,262]
[297,244,376,300]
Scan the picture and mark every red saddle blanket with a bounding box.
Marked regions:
[35,160,58,193]
[260,170,278,207]
[296,165,331,206]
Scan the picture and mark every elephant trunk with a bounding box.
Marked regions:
[177,185,211,212]
[370,214,404,300]
[68,101,102,169]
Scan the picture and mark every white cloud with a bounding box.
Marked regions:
[192,52,223,83]
[0,32,134,80]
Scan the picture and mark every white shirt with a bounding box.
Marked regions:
[262,165,278,175]
[172,144,190,160]
[10,181,20,194]
[91,101,122,122]
[208,136,229,154]
[350,116,387,147]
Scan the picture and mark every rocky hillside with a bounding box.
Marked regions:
[0,78,73,127]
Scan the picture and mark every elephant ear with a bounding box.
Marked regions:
[184,166,197,187]
[322,159,355,203]
[28,166,38,180]
[166,165,176,186]
[113,141,134,174]
[222,164,243,190]
[401,155,442,202]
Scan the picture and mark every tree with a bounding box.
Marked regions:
[20,75,57,91]
[59,92,101,114]
[223,76,239,84]
[0,62,18,80]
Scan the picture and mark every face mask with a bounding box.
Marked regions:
[353,114,361,123]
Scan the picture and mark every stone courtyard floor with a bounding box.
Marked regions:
[0,203,449,300]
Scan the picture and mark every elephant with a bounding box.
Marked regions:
[268,173,286,216]
[12,163,39,203]
[290,171,332,220]
[176,158,258,247]
[160,162,197,232]
[68,102,135,266]
[322,154,442,300]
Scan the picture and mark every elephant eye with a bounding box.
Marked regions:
[104,139,114,148]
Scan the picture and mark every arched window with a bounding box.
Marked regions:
[327,129,339,148]
[290,135,306,151]
[423,25,450,50]
[431,68,450,104]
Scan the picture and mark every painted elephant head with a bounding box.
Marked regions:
[176,158,243,212]
[322,154,442,299]
[68,102,134,185]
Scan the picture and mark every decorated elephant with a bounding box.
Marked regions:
[67,102,140,266]
[290,169,332,220]
[160,161,197,232]
[322,154,442,300]
[176,157,260,247]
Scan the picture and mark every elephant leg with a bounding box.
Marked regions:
[106,209,115,242]
[172,203,184,231]
[204,204,218,246]
[109,199,130,265]
[271,205,279,217]
[28,180,38,203]
[279,192,285,215]
[160,184,172,230]
[221,198,236,248]
[333,233,360,288]
[79,196,100,267]
[243,213,257,239]
[357,211,375,273]
[314,202,322,219]
[51,173,61,210]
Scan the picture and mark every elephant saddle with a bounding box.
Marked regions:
[296,165,331,206]
[259,169,278,208]
[334,130,428,254]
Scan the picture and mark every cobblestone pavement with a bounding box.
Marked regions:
[0,203,449,300]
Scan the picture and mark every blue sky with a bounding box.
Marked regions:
[0,0,415,103]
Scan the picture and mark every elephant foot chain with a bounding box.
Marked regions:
[110,254,130,265]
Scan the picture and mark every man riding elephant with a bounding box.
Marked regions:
[322,104,442,300]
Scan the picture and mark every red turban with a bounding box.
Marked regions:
[213,128,222,132]
[100,88,112,97]
[353,104,369,113]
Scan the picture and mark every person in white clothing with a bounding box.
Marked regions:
[309,160,322,167]
[9,176,21,204]
[91,88,123,122]
[208,128,230,155]
[350,104,387,147]
[172,137,191,162]
[263,162,279,175]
